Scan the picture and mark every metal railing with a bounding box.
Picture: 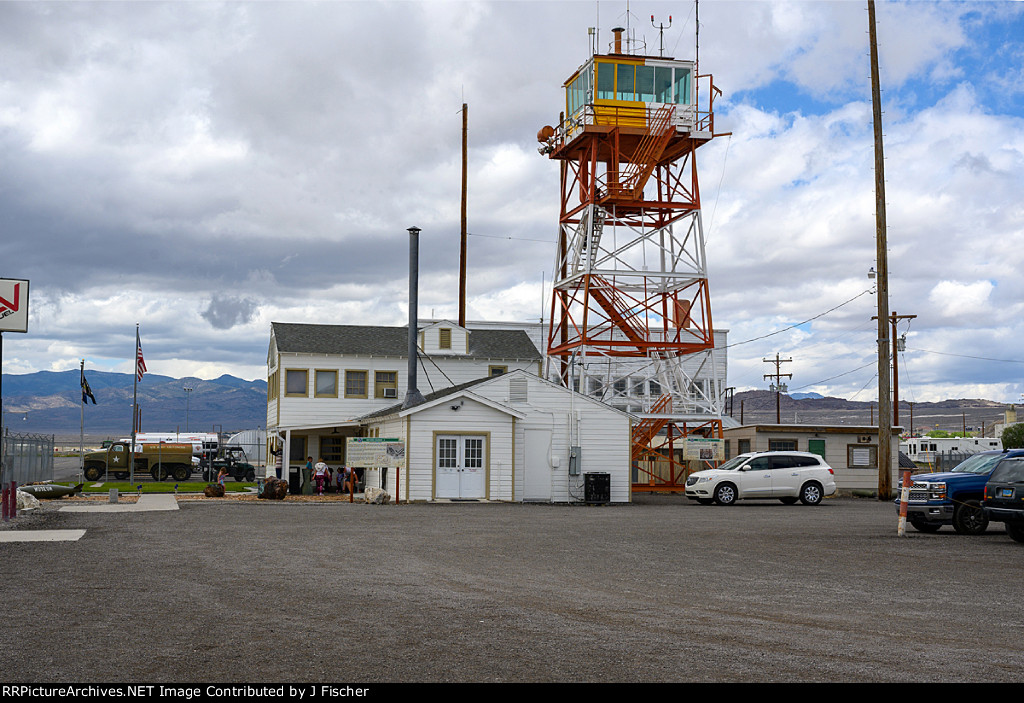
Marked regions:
[1,430,55,485]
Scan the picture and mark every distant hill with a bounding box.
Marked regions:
[729,390,1012,435]
[1,370,267,438]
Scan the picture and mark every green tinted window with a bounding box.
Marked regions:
[654,66,673,103]
[616,63,635,101]
[596,62,614,100]
[635,65,654,102]
[674,68,691,105]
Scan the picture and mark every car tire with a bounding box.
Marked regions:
[714,483,737,506]
[799,482,823,506]
[779,497,798,505]
[910,519,941,533]
[951,500,988,535]
[1006,522,1024,544]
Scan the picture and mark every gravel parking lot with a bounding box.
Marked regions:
[1,494,1022,683]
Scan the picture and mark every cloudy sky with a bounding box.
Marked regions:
[1,0,1022,405]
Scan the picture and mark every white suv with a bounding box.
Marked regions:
[685,451,837,506]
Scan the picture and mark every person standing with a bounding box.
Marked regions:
[313,458,328,496]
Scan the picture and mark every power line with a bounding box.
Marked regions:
[908,347,1024,364]
[724,287,874,350]
[791,360,877,391]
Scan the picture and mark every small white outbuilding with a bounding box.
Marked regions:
[357,369,632,503]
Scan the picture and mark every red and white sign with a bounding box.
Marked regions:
[0,278,29,333]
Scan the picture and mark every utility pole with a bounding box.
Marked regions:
[763,353,793,424]
[869,0,893,500]
[459,103,468,328]
[874,311,916,429]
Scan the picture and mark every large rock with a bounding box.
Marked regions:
[16,490,41,511]
[364,486,390,505]
[204,484,225,498]
[258,478,288,500]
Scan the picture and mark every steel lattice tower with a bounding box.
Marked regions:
[538,28,724,491]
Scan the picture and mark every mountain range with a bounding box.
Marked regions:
[728,390,1014,436]
[1,369,1015,442]
[1,370,267,440]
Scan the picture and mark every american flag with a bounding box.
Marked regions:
[136,331,147,382]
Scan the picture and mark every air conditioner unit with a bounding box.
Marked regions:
[383,388,398,399]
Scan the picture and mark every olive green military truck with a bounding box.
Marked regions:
[83,442,195,482]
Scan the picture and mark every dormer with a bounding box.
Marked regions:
[418,320,470,355]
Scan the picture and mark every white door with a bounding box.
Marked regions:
[435,435,486,499]
[523,429,552,501]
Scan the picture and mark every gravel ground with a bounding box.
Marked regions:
[1,494,1022,683]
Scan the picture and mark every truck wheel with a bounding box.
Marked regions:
[151,466,168,482]
[115,472,128,480]
[952,500,988,535]
[244,468,256,482]
[84,465,103,481]
[173,465,189,481]
[1006,523,1024,543]
[910,519,941,533]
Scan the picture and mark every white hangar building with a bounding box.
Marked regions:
[357,369,631,503]
[266,321,632,502]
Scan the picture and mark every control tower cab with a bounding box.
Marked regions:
[538,27,717,205]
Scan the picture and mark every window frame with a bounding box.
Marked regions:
[284,369,309,398]
[374,370,399,399]
[314,369,338,398]
[344,370,368,399]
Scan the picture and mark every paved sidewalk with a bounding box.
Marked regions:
[59,493,179,513]
[0,529,86,542]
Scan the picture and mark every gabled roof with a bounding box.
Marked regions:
[270,322,541,361]
[357,368,634,424]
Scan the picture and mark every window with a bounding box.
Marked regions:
[289,436,307,463]
[439,328,452,349]
[315,370,338,398]
[616,63,635,101]
[674,67,691,105]
[596,62,615,100]
[268,370,278,401]
[489,365,507,377]
[375,371,398,399]
[768,439,798,452]
[738,439,751,455]
[654,66,673,103]
[285,369,308,397]
[635,65,655,102]
[345,370,368,398]
[464,437,484,469]
[613,379,627,396]
[320,436,345,463]
[848,444,878,468]
[649,379,661,396]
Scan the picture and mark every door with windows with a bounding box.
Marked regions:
[435,435,486,499]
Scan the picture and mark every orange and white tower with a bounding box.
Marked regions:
[538,26,725,491]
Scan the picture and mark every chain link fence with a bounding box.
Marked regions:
[1,430,55,485]
[930,451,974,473]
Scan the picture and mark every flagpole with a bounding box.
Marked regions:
[79,359,85,483]
[131,324,139,486]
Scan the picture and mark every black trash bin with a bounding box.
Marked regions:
[288,467,300,495]
[584,472,610,504]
